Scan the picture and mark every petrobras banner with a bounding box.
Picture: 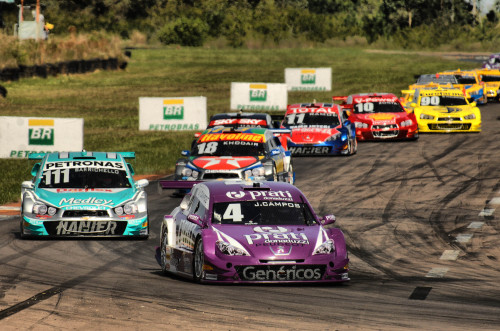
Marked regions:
[0,116,84,158]
[285,68,332,91]
[139,96,207,131]
[230,83,287,112]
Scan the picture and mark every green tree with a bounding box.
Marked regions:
[158,16,208,46]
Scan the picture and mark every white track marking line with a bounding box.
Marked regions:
[489,197,500,205]
[467,221,484,229]
[455,234,473,243]
[426,267,449,278]
[478,208,495,217]
[440,250,460,261]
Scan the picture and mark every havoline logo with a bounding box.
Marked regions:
[28,119,54,146]
[249,84,267,102]
[301,69,316,85]
[163,99,184,120]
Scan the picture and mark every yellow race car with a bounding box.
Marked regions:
[409,74,458,91]
[437,69,487,105]
[405,86,481,133]
[475,68,500,101]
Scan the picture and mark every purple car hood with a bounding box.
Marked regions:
[211,224,328,259]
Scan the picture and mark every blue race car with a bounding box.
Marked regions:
[20,151,149,238]
[280,103,357,156]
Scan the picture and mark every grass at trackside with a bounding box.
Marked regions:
[0,46,479,204]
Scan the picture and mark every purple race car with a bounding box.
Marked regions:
[155,180,349,283]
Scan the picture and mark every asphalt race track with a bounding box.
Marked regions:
[1,103,500,330]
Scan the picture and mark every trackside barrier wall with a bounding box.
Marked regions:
[0,116,84,158]
[0,58,124,82]
[230,82,287,111]
[139,96,207,131]
[285,68,332,91]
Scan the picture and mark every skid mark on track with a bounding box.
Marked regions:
[412,136,468,185]
[354,157,384,186]
[27,291,63,330]
[421,154,445,185]
[0,241,57,266]
[0,286,65,320]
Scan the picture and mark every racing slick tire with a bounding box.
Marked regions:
[19,220,29,239]
[343,139,355,156]
[193,237,205,283]
[160,229,169,274]
[350,139,358,155]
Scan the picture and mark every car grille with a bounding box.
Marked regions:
[235,264,326,281]
[437,117,462,121]
[372,124,399,138]
[62,210,109,217]
[428,123,471,130]
[201,173,240,180]
[44,220,128,236]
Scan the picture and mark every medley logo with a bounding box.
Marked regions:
[28,119,54,146]
[249,84,267,102]
[301,69,316,85]
[59,197,114,206]
[163,99,184,120]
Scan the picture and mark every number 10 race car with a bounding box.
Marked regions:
[155,180,349,283]
[333,93,419,141]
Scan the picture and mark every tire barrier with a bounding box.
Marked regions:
[0,58,127,82]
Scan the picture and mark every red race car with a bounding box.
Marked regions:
[333,93,419,141]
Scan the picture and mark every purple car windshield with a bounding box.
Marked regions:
[212,201,316,226]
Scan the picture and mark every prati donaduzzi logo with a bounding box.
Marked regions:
[249,84,267,102]
[301,69,316,85]
[163,99,184,120]
[28,119,54,145]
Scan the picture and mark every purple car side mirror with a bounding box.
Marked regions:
[320,214,336,226]
[187,214,206,227]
